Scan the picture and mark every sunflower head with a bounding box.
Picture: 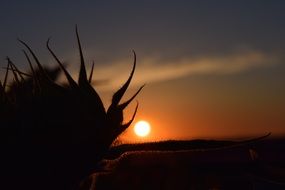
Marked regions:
[0,27,143,189]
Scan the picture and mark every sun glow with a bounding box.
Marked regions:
[134,120,151,137]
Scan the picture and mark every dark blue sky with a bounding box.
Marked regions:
[1,1,285,62]
[1,1,285,140]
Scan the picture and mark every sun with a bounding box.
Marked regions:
[134,120,151,137]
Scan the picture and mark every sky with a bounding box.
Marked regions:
[1,1,285,142]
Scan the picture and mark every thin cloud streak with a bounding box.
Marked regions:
[64,50,281,91]
[94,50,280,91]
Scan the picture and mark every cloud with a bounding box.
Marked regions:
[87,49,281,91]
[54,49,280,91]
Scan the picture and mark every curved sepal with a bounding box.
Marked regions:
[118,84,145,110]
[111,50,136,107]
[76,26,88,86]
[46,38,78,89]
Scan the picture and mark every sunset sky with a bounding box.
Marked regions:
[1,1,285,142]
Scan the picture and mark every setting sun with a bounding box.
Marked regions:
[134,121,151,137]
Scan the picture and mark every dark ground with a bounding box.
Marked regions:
[92,136,285,190]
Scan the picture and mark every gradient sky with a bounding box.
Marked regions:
[1,1,285,142]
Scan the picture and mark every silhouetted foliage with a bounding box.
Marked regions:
[0,27,143,190]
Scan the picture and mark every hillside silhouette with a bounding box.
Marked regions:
[94,135,285,189]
